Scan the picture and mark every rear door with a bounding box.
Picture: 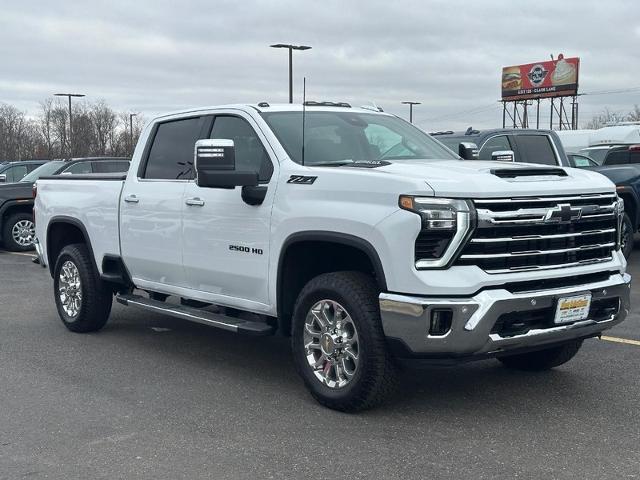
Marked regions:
[181,112,276,308]
[120,116,209,292]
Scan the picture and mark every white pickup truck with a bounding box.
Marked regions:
[34,102,631,411]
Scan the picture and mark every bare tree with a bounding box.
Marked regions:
[628,105,640,122]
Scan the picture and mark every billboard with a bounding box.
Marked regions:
[501,55,579,101]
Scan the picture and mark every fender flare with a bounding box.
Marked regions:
[46,216,98,277]
[276,231,388,313]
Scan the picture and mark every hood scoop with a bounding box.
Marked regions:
[491,167,568,179]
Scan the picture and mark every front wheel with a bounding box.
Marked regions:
[53,243,113,333]
[291,271,398,412]
[498,339,583,371]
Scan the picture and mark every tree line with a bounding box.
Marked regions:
[584,105,640,129]
[0,99,145,161]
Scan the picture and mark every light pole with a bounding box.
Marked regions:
[129,113,137,154]
[270,44,312,103]
[401,101,421,123]
[54,93,85,158]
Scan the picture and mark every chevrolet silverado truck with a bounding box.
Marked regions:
[34,103,631,411]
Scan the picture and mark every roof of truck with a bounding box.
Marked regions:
[154,103,389,120]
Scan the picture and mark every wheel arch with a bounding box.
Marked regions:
[276,231,387,336]
[46,216,98,278]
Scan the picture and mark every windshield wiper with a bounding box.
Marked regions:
[308,160,355,167]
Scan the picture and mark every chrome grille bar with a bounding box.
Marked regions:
[484,257,614,274]
[470,228,616,243]
[461,242,616,259]
[474,193,616,204]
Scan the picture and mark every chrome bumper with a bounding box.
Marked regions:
[380,273,631,357]
[34,238,47,268]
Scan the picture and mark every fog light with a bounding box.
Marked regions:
[430,309,453,336]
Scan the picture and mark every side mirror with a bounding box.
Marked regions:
[194,139,258,188]
[0,174,6,183]
[491,150,515,162]
[458,142,479,160]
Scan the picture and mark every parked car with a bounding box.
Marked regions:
[432,127,569,166]
[34,103,629,412]
[578,124,640,164]
[0,157,130,251]
[0,160,47,184]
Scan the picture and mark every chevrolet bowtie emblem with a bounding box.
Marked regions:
[544,203,582,223]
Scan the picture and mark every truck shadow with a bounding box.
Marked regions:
[105,303,610,419]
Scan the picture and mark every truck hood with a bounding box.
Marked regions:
[372,159,615,198]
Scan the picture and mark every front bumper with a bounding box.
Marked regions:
[380,272,631,360]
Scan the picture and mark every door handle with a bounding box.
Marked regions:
[124,194,139,203]
[185,197,205,207]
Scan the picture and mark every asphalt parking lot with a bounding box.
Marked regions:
[1,250,639,480]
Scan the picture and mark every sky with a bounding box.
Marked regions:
[1,0,639,131]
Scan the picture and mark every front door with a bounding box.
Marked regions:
[182,112,276,310]
[120,115,208,292]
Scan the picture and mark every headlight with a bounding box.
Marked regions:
[615,196,625,250]
[399,196,474,268]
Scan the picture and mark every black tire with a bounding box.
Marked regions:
[53,243,113,333]
[2,212,35,252]
[621,212,634,259]
[498,339,583,371]
[291,271,398,412]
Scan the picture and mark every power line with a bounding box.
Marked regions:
[581,86,640,96]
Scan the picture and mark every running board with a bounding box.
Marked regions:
[115,294,275,336]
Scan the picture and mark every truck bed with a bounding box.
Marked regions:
[35,175,125,274]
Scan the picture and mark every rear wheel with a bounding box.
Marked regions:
[292,271,398,412]
[53,243,113,333]
[621,212,634,259]
[3,212,35,251]
[498,339,583,371]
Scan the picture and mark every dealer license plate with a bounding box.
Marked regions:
[554,294,592,324]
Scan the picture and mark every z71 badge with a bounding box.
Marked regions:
[287,175,317,184]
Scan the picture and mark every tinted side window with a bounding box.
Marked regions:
[62,161,93,174]
[479,135,511,160]
[605,151,629,165]
[93,161,130,173]
[515,135,557,165]
[629,151,640,164]
[210,116,273,181]
[6,165,28,182]
[144,117,206,179]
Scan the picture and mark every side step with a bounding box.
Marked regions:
[115,294,275,336]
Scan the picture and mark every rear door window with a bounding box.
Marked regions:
[479,135,512,160]
[143,117,208,180]
[513,135,558,165]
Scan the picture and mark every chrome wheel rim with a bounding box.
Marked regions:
[303,299,360,389]
[59,260,82,318]
[11,219,35,247]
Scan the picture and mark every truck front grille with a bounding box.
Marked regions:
[456,193,619,274]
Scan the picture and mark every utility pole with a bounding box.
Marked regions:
[54,93,85,158]
[129,113,137,154]
[270,44,312,103]
[401,101,421,123]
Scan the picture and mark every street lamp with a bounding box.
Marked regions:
[270,44,312,103]
[54,93,85,158]
[401,101,421,123]
[129,113,137,154]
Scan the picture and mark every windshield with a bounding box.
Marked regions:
[20,161,65,183]
[260,111,458,165]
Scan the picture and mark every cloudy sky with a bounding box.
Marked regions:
[1,0,639,131]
